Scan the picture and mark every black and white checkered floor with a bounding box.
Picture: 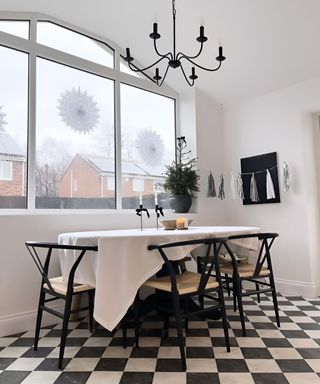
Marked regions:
[1,294,320,384]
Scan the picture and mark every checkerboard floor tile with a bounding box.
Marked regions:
[1,295,320,383]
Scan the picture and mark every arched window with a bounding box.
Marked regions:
[0,14,177,210]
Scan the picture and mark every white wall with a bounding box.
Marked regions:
[178,88,227,221]
[195,89,227,224]
[224,76,320,297]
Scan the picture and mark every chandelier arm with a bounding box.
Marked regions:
[176,41,204,61]
[120,54,157,83]
[157,64,171,86]
[180,64,195,86]
[127,54,170,73]
[180,56,223,72]
[153,39,173,60]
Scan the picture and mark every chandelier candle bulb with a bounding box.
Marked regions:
[139,194,143,205]
[153,23,158,34]
[126,48,133,61]
[154,68,161,81]
[190,67,197,80]
[200,26,204,38]
[217,46,226,61]
[176,217,188,230]
[154,192,158,205]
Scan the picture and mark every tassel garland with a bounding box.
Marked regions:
[237,173,244,200]
[266,169,276,199]
[207,162,290,202]
[229,172,236,199]
[283,161,290,192]
[218,173,225,200]
[250,173,259,202]
[207,171,216,197]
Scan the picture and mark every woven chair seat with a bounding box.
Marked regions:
[143,270,218,295]
[220,262,270,278]
[44,276,94,296]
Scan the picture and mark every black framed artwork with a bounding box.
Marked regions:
[240,152,280,205]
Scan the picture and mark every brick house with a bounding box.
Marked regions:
[59,154,164,198]
[0,132,26,196]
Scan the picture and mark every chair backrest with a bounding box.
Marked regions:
[224,233,279,278]
[25,241,98,295]
[148,237,227,295]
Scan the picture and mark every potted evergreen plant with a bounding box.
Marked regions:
[163,136,200,213]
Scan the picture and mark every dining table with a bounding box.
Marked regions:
[58,225,260,331]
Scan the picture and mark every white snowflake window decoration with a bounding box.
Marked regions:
[57,87,100,134]
[0,105,7,132]
[136,129,164,166]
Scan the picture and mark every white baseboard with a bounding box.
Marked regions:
[0,304,64,337]
[275,278,320,298]
[240,278,320,298]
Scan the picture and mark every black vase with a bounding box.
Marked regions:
[169,194,192,213]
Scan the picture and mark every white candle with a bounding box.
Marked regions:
[154,192,158,205]
[139,194,143,205]
[176,217,188,229]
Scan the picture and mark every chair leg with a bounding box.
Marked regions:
[269,275,281,327]
[122,317,127,349]
[58,294,73,369]
[197,259,205,312]
[197,257,203,273]
[184,319,189,335]
[234,278,246,337]
[255,282,261,303]
[34,290,46,351]
[199,294,204,310]
[232,278,237,312]
[172,293,186,371]
[88,290,94,333]
[218,287,230,352]
[184,299,189,335]
[163,314,169,339]
[225,274,231,296]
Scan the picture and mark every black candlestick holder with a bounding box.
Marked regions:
[155,204,164,229]
[136,204,150,230]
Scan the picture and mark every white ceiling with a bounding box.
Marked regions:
[1,0,320,105]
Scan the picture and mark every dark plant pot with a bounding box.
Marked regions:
[169,194,192,213]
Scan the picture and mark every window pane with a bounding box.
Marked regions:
[107,176,114,191]
[0,45,28,208]
[120,84,175,209]
[37,21,114,68]
[0,20,29,39]
[0,161,13,180]
[36,58,115,209]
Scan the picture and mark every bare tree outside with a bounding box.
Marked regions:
[92,123,114,157]
[36,137,72,196]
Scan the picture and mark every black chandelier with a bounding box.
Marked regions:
[123,0,226,87]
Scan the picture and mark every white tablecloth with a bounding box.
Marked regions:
[58,226,259,331]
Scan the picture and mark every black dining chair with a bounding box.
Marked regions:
[25,241,98,369]
[197,233,280,336]
[133,237,230,371]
